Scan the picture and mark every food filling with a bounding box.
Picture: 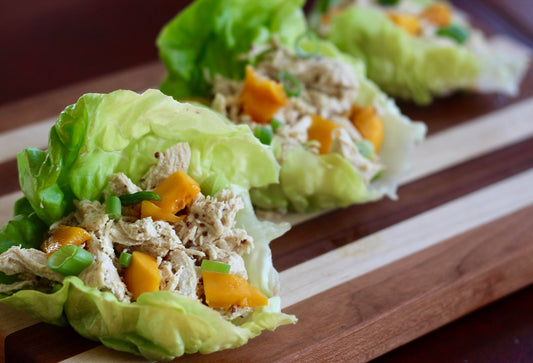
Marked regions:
[321,0,475,46]
[212,40,383,185]
[0,143,265,320]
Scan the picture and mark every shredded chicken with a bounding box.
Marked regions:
[0,142,257,320]
[140,143,191,190]
[212,41,382,184]
[79,243,132,302]
[0,246,64,285]
[108,173,142,196]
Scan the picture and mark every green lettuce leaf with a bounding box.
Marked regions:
[324,6,481,105]
[0,194,295,360]
[0,89,295,360]
[157,0,425,213]
[251,39,426,212]
[321,3,530,104]
[157,0,307,100]
[17,89,279,225]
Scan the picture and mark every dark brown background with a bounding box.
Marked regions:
[1,0,532,361]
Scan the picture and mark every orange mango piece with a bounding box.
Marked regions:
[387,13,421,36]
[152,170,201,214]
[202,270,268,309]
[351,105,385,153]
[240,66,288,124]
[140,200,185,224]
[421,2,452,27]
[124,251,161,300]
[307,114,339,154]
[41,225,92,256]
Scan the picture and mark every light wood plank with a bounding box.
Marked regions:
[280,168,533,308]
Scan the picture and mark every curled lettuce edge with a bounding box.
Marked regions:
[323,5,529,105]
[17,89,280,225]
[250,39,427,213]
[0,89,295,360]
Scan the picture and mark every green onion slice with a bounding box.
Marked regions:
[119,252,132,267]
[119,191,161,206]
[201,260,231,274]
[270,118,284,133]
[200,173,230,197]
[294,31,319,59]
[47,245,93,276]
[106,195,122,220]
[371,170,383,182]
[436,24,469,44]
[377,0,400,5]
[278,71,302,98]
[355,139,375,159]
[254,126,273,145]
[0,271,20,285]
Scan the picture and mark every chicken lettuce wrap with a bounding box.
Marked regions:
[0,89,296,361]
[157,0,426,213]
[313,0,530,105]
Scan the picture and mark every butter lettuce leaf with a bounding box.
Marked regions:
[17,89,279,225]
[0,89,295,360]
[157,0,425,213]
[251,40,426,212]
[322,5,529,105]
[157,0,307,100]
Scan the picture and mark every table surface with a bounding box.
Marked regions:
[1,1,533,362]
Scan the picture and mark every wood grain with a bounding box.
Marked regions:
[169,203,533,363]
[272,136,533,272]
[0,1,532,362]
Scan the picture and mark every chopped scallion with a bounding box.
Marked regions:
[279,71,302,98]
[254,126,273,145]
[294,31,319,59]
[436,24,469,44]
[0,271,20,285]
[119,252,132,267]
[106,195,122,220]
[355,139,375,159]
[201,259,231,274]
[119,191,162,206]
[200,174,230,196]
[377,0,399,5]
[47,245,93,276]
[270,118,284,133]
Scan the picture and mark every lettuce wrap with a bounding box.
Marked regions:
[0,89,296,361]
[313,0,530,105]
[157,0,426,213]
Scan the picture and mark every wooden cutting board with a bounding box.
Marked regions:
[1,12,533,363]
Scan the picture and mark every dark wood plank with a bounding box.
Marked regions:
[484,0,533,42]
[0,62,165,133]
[4,323,99,362]
[398,67,533,134]
[272,136,533,272]
[0,1,189,106]
[449,0,533,50]
[180,204,533,362]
